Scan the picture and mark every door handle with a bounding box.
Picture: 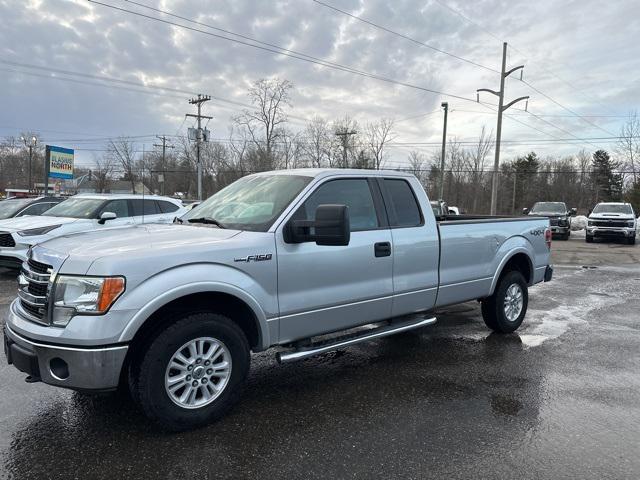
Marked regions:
[374,242,391,257]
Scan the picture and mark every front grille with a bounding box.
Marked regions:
[0,232,15,247]
[28,258,51,274]
[549,218,559,226]
[19,258,53,324]
[591,220,628,228]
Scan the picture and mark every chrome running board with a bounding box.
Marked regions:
[276,315,436,363]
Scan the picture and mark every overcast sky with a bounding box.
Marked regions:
[1,0,639,168]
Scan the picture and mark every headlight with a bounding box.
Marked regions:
[52,275,125,326]
[587,220,593,227]
[17,225,61,237]
[628,220,636,228]
[558,217,568,226]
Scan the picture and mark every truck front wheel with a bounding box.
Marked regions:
[481,271,529,333]
[130,312,250,431]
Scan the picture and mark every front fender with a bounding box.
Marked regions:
[489,237,534,295]
[113,263,275,349]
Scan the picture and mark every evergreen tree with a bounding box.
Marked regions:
[591,150,623,201]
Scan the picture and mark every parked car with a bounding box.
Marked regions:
[3,169,553,430]
[0,197,64,220]
[0,194,186,269]
[447,206,462,215]
[523,202,576,240]
[430,199,449,217]
[586,202,636,245]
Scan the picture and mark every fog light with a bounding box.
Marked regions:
[49,357,69,380]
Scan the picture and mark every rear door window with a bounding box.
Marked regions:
[383,179,422,227]
[130,199,159,216]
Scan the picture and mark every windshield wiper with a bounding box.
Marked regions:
[187,217,226,228]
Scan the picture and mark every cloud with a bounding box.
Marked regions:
[0,0,637,167]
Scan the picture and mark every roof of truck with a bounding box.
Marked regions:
[251,168,415,178]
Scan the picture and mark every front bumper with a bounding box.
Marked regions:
[3,323,128,392]
[550,225,570,235]
[586,227,636,238]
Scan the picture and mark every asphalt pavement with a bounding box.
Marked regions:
[1,236,639,479]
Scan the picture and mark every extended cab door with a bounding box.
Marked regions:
[378,177,439,316]
[276,177,393,343]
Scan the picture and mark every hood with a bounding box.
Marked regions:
[41,223,241,258]
[528,212,566,218]
[589,212,635,220]
[0,215,80,233]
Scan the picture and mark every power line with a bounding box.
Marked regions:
[311,0,499,75]
[431,0,618,117]
[430,0,620,129]
[88,0,484,105]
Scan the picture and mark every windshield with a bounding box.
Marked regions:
[0,199,32,219]
[44,198,105,219]
[592,204,633,214]
[182,175,312,231]
[531,202,567,214]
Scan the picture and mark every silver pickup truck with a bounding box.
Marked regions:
[3,169,553,430]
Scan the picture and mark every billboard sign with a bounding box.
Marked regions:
[47,145,74,180]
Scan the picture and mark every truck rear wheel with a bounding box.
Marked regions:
[130,312,250,431]
[481,271,528,333]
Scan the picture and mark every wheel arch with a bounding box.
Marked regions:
[489,249,534,296]
[119,283,270,352]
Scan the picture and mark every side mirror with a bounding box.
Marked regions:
[522,208,530,215]
[587,209,592,216]
[286,204,350,246]
[570,208,577,216]
[98,211,117,224]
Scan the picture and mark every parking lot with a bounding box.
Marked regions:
[1,236,639,479]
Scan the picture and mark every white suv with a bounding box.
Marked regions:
[0,194,186,269]
[586,202,637,245]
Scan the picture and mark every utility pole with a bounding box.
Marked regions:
[335,130,357,168]
[153,135,174,196]
[439,102,448,201]
[21,136,37,192]
[186,95,212,200]
[512,171,517,213]
[477,42,529,215]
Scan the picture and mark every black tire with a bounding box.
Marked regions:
[481,270,528,334]
[586,234,593,243]
[130,312,250,431]
[628,236,636,246]
[561,232,570,241]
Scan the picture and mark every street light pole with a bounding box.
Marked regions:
[439,102,448,201]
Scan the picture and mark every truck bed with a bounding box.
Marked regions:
[434,214,550,307]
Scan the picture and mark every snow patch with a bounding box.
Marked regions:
[570,215,588,231]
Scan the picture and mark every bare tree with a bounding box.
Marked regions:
[365,118,396,170]
[303,116,331,168]
[233,78,293,170]
[107,138,138,193]
[616,111,639,184]
[468,126,493,212]
[407,150,427,186]
[332,115,360,168]
[92,154,115,193]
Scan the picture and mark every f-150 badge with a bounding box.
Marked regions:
[234,254,273,262]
